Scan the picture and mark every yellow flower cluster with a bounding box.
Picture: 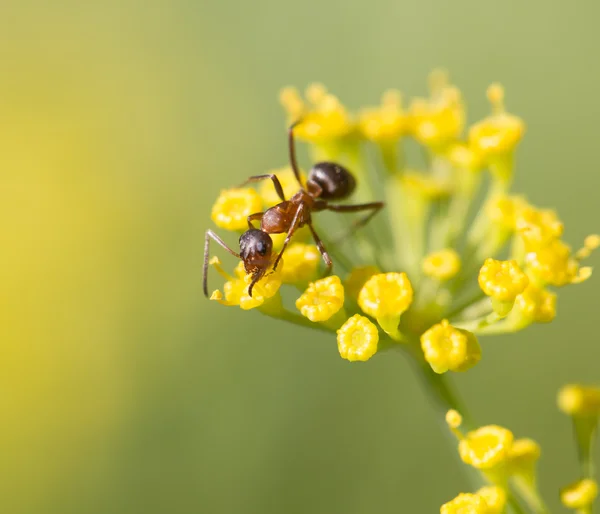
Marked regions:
[206,71,599,514]
[205,70,596,375]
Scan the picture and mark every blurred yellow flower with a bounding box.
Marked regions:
[558,384,600,417]
[422,248,461,281]
[211,188,263,231]
[560,479,598,510]
[469,84,524,163]
[459,425,514,469]
[279,84,354,143]
[514,285,556,323]
[359,89,407,142]
[440,493,489,514]
[476,486,507,514]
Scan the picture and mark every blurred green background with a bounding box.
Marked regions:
[1,1,599,513]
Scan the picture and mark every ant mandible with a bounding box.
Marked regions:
[204,122,385,297]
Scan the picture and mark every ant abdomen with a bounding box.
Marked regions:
[307,162,356,200]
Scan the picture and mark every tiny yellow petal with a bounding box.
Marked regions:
[446,409,463,429]
[210,290,223,301]
[211,188,263,231]
[571,266,593,284]
[336,314,379,362]
[280,243,320,284]
[421,320,481,374]
[459,425,514,469]
[558,384,600,417]
[296,275,345,322]
[422,249,461,281]
[440,493,489,514]
[561,479,598,510]
[476,486,507,514]
[478,258,529,302]
[584,234,600,250]
[514,285,557,323]
[358,272,414,319]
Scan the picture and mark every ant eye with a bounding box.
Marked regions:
[257,241,267,255]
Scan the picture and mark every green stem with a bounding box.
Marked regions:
[512,476,550,514]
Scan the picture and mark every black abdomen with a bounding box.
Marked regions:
[307,162,356,200]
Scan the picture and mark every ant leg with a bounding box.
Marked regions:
[272,203,305,271]
[203,229,240,297]
[288,121,305,188]
[307,222,333,276]
[326,202,385,243]
[238,174,285,202]
[247,212,264,229]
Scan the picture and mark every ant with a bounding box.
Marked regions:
[204,122,385,297]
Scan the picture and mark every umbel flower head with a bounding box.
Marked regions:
[206,70,597,366]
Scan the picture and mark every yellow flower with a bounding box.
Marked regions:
[279,84,354,143]
[344,265,381,301]
[514,285,556,323]
[336,314,379,362]
[359,89,407,142]
[258,166,306,206]
[210,259,282,310]
[476,486,507,514]
[211,188,263,231]
[280,243,320,284]
[459,425,514,469]
[440,493,489,514]
[560,479,598,510]
[515,204,564,249]
[478,258,529,302]
[410,70,465,150]
[558,384,600,417]
[296,275,345,322]
[525,240,580,286]
[358,272,414,318]
[507,438,540,482]
[468,84,524,161]
[422,249,461,281]
[421,320,481,374]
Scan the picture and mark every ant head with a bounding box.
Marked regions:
[239,228,273,276]
[307,162,356,200]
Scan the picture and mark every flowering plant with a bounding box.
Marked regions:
[206,71,599,513]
